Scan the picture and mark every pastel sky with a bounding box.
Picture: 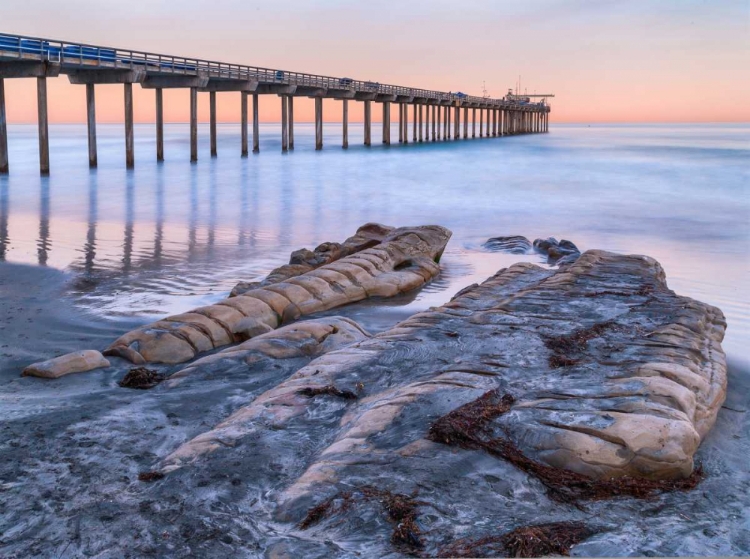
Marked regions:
[1,0,748,124]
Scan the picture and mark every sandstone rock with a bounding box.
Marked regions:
[103,224,450,364]
[158,250,726,520]
[160,317,371,469]
[230,222,395,297]
[22,350,110,379]
[533,237,581,265]
[483,235,533,254]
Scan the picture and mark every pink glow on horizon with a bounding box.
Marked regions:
[1,1,748,124]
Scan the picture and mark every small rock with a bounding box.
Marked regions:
[22,350,110,379]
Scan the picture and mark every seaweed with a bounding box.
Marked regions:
[297,385,359,400]
[438,521,597,558]
[138,471,165,482]
[299,486,424,553]
[119,367,166,389]
[427,389,703,503]
[543,321,619,368]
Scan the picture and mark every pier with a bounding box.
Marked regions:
[0,32,553,174]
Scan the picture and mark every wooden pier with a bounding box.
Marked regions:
[0,32,552,174]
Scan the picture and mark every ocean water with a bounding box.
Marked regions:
[0,122,748,363]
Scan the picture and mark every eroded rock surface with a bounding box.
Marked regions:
[21,350,110,379]
[103,224,450,364]
[230,223,394,297]
[483,235,533,254]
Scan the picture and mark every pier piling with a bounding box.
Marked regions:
[363,99,371,146]
[314,97,323,150]
[252,93,259,153]
[0,78,7,174]
[156,88,164,161]
[190,87,197,162]
[37,77,50,175]
[86,84,97,167]
[241,91,248,156]
[342,99,348,149]
[210,91,217,157]
[124,83,134,169]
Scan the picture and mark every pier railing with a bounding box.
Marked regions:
[0,32,547,108]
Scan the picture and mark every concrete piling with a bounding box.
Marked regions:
[85,84,97,168]
[288,96,294,150]
[463,107,468,139]
[281,95,289,152]
[124,82,134,169]
[315,97,323,150]
[0,79,7,174]
[342,99,348,149]
[363,99,371,146]
[189,87,197,162]
[436,104,441,140]
[252,93,259,153]
[398,103,403,143]
[412,104,417,143]
[241,91,248,156]
[210,91,217,157]
[37,77,50,175]
[382,101,389,144]
[156,88,164,161]
[432,105,436,141]
[417,104,422,142]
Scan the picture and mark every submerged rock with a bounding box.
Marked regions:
[103,224,451,365]
[483,235,533,254]
[22,350,110,379]
[533,237,581,265]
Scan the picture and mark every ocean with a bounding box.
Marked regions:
[0,122,747,363]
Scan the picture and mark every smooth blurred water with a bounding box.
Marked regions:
[0,122,748,363]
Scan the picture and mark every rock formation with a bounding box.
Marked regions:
[22,350,110,379]
[230,222,394,297]
[103,224,451,364]
[160,250,725,502]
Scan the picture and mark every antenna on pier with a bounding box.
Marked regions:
[482,81,489,99]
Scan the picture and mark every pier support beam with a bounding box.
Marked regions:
[412,105,417,143]
[428,104,432,141]
[0,79,7,174]
[315,97,323,150]
[444,106,449,140]
[436,104,441,140]
[453,106,459,140]
[363,100,371,146]
[210,91,217,157]
[37,77,50,175]
[241,91,248,156]
[288,96,294,150]
[252,94,259,153]
[382,101,389,144]
[432,106,436,141]
[479,108,484,138]
[342,99,349,149]
[463,107,468,139]
[86,83,97,168]
[418,104,423,142]
[281,96,289,152]
[124,83,134,169]
[472,108,476,138]
[190,87,198,162]
[406,103,410,142]
[156,88,164,161]
[398,103,403,143]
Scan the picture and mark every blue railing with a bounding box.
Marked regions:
[0,32,549,109]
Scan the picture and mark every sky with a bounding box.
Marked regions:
[1,0,748,124]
